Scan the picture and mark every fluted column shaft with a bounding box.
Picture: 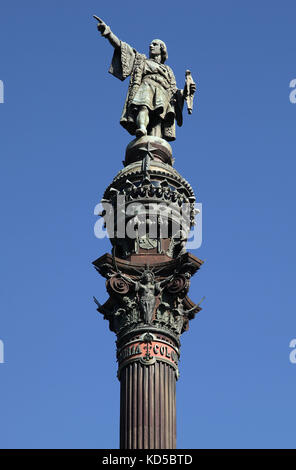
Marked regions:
[120,361,176,449]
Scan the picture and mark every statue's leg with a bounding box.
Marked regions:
[149,119,162,138]
[146,110,162,138]
[136,106,149,137]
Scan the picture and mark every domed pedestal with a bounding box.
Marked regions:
[125,136,173,167]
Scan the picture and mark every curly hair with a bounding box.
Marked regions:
[151,39,168,63]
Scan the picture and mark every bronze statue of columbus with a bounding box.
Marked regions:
[94,16,196,141]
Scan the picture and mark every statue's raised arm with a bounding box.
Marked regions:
[94,15,121,49]
[94,14,138,85]
[93,15,196,142]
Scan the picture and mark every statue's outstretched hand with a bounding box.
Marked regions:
[93,15,111,36]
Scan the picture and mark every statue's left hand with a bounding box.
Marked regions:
[189,83,196,95]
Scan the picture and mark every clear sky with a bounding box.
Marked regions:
[0,0,295,449]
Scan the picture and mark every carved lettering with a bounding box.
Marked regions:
[118,340,178,368]
[153,344,159,354]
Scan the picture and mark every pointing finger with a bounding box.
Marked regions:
[93,15,103,23]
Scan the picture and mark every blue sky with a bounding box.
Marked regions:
[0,0,295,449]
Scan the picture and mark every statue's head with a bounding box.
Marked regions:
[142,270,154,283]
[149,39,168,63]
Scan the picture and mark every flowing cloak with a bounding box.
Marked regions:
[108,41,184,141]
